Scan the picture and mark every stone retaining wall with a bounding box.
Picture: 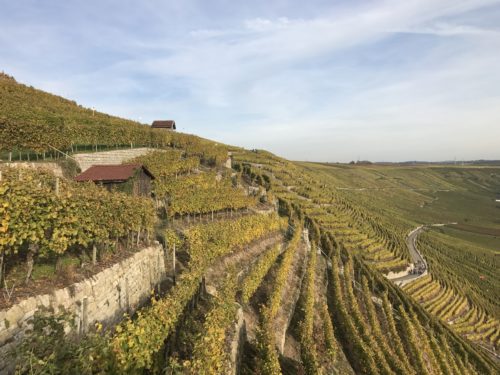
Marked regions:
[73,148,156,172]
[229,307,246,375]
[1,162,64,177]
[0,244,166,374]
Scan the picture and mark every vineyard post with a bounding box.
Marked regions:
[25,243,38,283]
[0,252,4,288]
[92,244,97,265]
[55,177,60,196]
[173,243,176,286]
[8,152,12,162]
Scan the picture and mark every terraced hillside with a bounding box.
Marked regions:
[0,73,229,165]
[288,161,500,355]
[1,78,498,374]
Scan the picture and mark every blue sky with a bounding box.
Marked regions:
[1,0,499,162]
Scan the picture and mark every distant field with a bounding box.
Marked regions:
[452,223,500,237]
[425,227,499,312]
[439,226,500,250]
[301,163,500,231]
[298,162,500,348]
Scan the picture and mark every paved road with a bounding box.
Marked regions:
[391,226,428,284]
[391,224,500,361]
[392,223,457,285]
[407,227,426,265]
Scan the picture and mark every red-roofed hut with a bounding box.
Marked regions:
[75,164,154,196]
[151,120,176,130]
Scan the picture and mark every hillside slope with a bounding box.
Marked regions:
[0,79,498,374]
[0,73,228,167]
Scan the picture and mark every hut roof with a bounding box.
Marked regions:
[75,164,154,182]
[152,120,176,129]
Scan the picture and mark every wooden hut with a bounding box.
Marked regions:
[75,164,154,196]
[151,120,176,130]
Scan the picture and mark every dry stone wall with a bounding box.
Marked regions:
[1,162,64,177]
[73,147,156,172]
[0,244,166,374]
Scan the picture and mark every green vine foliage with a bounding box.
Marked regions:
[298,246,319,375]
[111,213,285,371]
[145,168,256,219]
[0,168,155,275]
[12,308,116,375]
[255,309,282,375]
[252,223,302,374]
[241,244,282,304]
[266,224,302,319]
[183,272,238,374]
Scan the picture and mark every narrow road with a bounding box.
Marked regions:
[391,226,429,285]
[391,223,500,362]
[392,223,456,285]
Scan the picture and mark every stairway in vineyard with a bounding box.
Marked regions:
[73,147,156,171]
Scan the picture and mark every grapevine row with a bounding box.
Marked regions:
[110,213,284,371]
[183,273,238,374]
[254,224,302,374]
[240,244,282,304]
[297,245,319,374]
[0,168,155,281]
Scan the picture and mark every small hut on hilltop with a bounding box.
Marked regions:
[151,120,176,130]
[75,164,154,196]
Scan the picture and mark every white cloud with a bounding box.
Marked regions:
[394,22,499,36]
[1,0,500,161]
[244,17,292,31]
